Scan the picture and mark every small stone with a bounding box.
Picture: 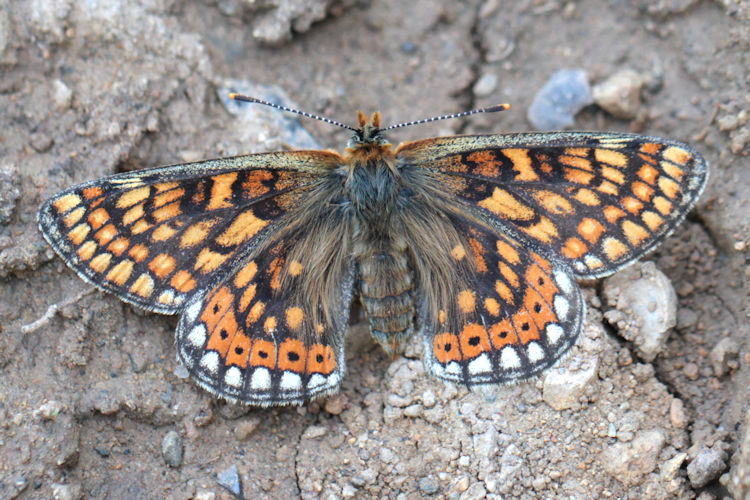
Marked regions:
[459,483,487,500]
[676,307,698,330]
[600,430,666,484]
[217,465,243,497]
[401,41,417,54]
[51,482,82,500]
[532,476,547,490]
[342,483,357,497]
[683,363,699,380]
[451,475,470,494]
[421,390,437,408]
[418,477,440,495]
[670,398,688,429]
[161,430,183,468]
[359,468,378,484]
[15,475,29,489]
[607,423,617,438]
[194,491,216,500]
[592,69,644,119]
[30,132,54,152]
[0,165,20,224]
[717,114,740,131]
[301,425,328,439]
[473,73,498,97]
[542,356,598,410]
[527,69,593,130]
[35,400,65,421]
[387,394,413,408]
[234,418,261,441]
[687,447,727,488]
[324,394,347,415]
[602,262,677,361]
[52,79,73,109]
[661,452,687,481]
[403,404,423,417]
[710,337,740,377]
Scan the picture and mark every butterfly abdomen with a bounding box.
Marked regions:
[356,238,415,355]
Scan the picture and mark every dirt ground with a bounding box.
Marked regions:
[1,0,749,498]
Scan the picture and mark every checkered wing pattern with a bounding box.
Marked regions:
[398,132,707,279]
[37,152,340,313]
[175,233,355,405]
[421,217,582,385]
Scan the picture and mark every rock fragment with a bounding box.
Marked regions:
[528,69,593,130]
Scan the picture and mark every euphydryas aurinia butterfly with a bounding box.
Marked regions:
[38,95,707,405]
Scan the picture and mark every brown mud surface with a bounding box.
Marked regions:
[0,1,748,498]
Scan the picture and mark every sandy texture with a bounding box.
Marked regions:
[1,0,748,498]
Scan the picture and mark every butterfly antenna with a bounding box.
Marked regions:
[383,103,511,131]
[229,93,357,131]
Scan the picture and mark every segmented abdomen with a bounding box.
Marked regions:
[357,240,415,354]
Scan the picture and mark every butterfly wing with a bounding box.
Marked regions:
[38,151,341,313]
[417,216,582,384]
[397,132,707,278]
[175,231,355,405]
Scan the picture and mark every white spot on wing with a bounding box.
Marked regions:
[500,346,521,369]
[187,325,206,347]
[468,353,492,374]
[327,372,341,387]
[554,295,570,319]
[307,373,327,389]
[280,371,302,391]
[250,367,271,390]
[200,351,219,374]
[526,341,545,363]
[446,361,461,375]
[546,323,564,345]
[224,366,242,387]
[185,299,202,322]
[553,270,573,294]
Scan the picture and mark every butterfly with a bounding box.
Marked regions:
[37,94,707,406]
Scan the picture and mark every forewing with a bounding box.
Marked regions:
[397,133,707,278]
[175,233,355,406]
[38,151,341,313]
[421,217,582,385]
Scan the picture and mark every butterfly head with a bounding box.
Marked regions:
[347,111,390,150]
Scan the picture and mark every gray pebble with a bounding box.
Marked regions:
[51,482,82,500]
[688,447,727,488]
[602,262,677,361]
[527,69,593,130]
[217,464,243,497]
[473,73,499,97]
[607,423,617,438]
[418,476,440,495]
[161,430,183,468]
